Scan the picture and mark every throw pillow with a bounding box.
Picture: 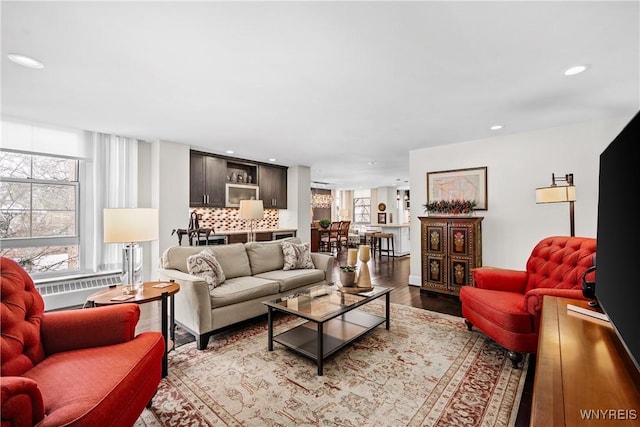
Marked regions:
[187,249,226,290]
[281,241,315,271]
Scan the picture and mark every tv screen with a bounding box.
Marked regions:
[595,110,640,371]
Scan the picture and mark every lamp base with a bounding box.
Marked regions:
[122,243,143,295]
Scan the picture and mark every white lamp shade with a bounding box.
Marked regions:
[239,200,264,220]
[535,186,576,203]
[104,208,159,243]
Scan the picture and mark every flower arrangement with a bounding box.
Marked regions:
[339,265,358,272]
[423,199,477,215]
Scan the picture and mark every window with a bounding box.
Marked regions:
[0,150,80,275]
[353,189,371,224]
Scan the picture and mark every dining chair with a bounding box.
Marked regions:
[320,221,341,253]
[338,221,351,250]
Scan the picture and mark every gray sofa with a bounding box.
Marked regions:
[158,238,334,349]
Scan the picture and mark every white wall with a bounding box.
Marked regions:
[149,139,190,279]
[408,117,630,286]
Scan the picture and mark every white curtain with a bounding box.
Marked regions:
[93,133,139,271]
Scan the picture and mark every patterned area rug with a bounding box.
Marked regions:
[136,302,528,427]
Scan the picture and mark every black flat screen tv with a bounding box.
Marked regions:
[594,110,640,372]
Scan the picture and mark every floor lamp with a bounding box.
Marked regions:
[104,208,159,294]
[239,200,264,243]
[535,173,576,236]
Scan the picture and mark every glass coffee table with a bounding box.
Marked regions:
[264,285,391,375]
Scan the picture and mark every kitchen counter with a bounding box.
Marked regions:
[379,224,410,256]
[194,228,297,245]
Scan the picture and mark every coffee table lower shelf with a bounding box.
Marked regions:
[272,310,385,375]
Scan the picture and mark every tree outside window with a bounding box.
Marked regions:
[0,151,80,275]
[353,189,371,224]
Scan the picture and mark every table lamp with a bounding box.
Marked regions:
[104,208,159,294]
[239,200,264,243]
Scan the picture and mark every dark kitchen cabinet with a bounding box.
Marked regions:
[190,152,226,207]
[259,164,288,209]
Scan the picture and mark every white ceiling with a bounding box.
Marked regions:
[2,1,639,190]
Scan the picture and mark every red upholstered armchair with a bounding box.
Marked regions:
[1,257,165,426]
[459,236,596,368]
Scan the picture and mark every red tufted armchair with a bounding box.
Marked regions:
[459,236,596,368]
[1,257,165,426]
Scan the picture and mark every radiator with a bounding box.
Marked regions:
[36,272,122,311]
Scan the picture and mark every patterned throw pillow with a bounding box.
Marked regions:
[187,249,226,290]
[281,241,315,271]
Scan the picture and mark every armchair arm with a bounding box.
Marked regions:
[310,252,335,284]
[1,376,45,426]
[41,304,140,356]
[472,267,528,293]
[524,288,587,317]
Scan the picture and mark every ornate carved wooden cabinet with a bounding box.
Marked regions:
[419,216,483,296]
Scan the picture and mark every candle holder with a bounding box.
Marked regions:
[356,244,373,290]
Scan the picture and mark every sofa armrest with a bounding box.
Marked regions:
[1,376,45,426]
[41,304,140,356]
[472,267,528,293]
[310,252,335,284]
[158,268,213,334]
[524,288,587,317]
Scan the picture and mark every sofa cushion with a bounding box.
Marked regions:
[459,286,533,333]
[255,269,326,293]
[187,249,225,289]
[244,237,302,275]
[23,332,164,427]
[209,276,280,309]
[207,243,252,279]
[160,246,205,273]
[281,241,314,271]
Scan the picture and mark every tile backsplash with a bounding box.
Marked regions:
[186,207,279,232]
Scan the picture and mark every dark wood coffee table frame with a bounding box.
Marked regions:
[264,286,391,375]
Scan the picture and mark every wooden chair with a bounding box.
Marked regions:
[338,220,351,250]
[320,221,341,253]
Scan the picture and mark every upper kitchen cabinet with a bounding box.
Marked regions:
[259,164,288,209]
[190,151,226,207]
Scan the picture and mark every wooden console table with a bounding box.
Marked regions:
[531,296,640,426]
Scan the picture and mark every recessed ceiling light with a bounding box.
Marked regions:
[490,125,504,130]
[7,53,44,69]
[225,150,234,154]
[368,161,377,166]
[268,158,276,162]
[564,65,589,76]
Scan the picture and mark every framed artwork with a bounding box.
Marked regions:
[378,213,387,224]
[427,166,488,210]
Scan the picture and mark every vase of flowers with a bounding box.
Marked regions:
[423,199,477,216]
[339,265,357,287]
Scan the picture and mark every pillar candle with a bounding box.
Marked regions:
[347,248,358,266]
[359,244,371,261]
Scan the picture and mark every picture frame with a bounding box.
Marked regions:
[377,212,387,224]
[426,166,488,210]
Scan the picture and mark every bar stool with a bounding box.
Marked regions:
[364,231,380,256]
[375,232,395,259]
